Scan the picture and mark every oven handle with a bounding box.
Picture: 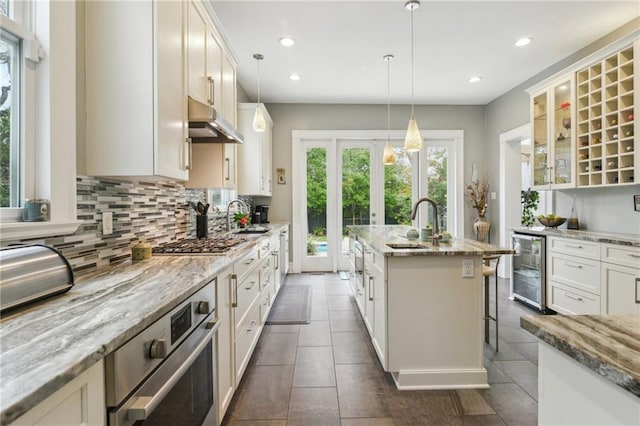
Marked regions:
[127,319,221,421]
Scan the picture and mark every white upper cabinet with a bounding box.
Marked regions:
[185,1,238,190]
[576,43,638,187]
[237,104,274,196]
[530,75,576,190]
[188,2,223,111]
[85,0,189,180]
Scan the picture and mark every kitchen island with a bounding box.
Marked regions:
[521,314,640,425]
[348,225,514,390]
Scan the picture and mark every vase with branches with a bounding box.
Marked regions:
[466,175,490,241]
[466,175,489,219]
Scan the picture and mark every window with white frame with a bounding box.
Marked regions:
[0,1,23,208]
[0,0,79,238]
[1,0,35,214]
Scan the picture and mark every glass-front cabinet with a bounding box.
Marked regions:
[530,76,576,190]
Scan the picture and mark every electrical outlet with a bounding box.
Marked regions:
[102,211,113,235]
[462,259,474,278]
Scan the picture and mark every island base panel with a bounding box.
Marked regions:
[391,368,489,390]
[539,342,640,426]
[387,256,488,389]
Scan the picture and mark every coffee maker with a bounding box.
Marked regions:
[252,205,270,224]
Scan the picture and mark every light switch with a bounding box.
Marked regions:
[462,259,474,278]
[102,211,113,235]
[490,192,497,200]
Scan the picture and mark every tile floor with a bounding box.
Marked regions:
[222,273,542,425]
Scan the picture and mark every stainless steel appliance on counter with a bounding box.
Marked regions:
[106,281,219,426]
[511,232,547,312]
[0,244,74,313]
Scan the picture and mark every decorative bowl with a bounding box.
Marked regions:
[537,216,567,228]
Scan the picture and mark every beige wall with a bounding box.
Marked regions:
[264,103,486,238]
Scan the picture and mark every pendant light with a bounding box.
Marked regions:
[252,53,266,132]
[404,0,422,152]
[383,54,396,165]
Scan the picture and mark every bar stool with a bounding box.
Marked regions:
[482,255,501,351]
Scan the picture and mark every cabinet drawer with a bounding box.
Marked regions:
[548,253,601,295]
[235,300,261,382]
[548,237,600,260]
[258,239,270,259]
[235,268,260,326]
[234,247,260,281]
[260,283,273,323]
[549,281,600,315]
[259,257,272,290]
[601,243,640,268]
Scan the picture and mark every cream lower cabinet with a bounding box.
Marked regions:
[547,237,640,315]
[85,0,188,180]
[601,243,640,314]
[547,236,601,315]
[12,360,105,426]
[362,243,387,369]
[217,236,283,424]
[215,267,235,425]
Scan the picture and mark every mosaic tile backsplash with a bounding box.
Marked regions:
[5,176,231,275]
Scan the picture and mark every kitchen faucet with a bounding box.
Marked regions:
[410,198,442,247]
[226,199,248,231]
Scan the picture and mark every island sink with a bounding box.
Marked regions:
[386,242,426,249]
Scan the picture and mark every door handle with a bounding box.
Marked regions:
[635,278,640,304]
[368,276,374,301]
[564,292,583,302]
[231,274,238,307]
[225,157,230,181]
[127,321,218,420]
[564,262,583,269]
[207,76,214,105]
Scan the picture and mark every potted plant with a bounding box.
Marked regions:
[233,212,251,228]
[521,188,540,227]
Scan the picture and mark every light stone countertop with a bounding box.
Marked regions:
[520,314,640,398]
[511,227,640,247]
[0,224,288,425]
[348,225,515,257]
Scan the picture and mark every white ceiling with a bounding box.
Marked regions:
[211,1,639,105]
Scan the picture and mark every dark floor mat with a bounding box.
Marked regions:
[266,284,312,325]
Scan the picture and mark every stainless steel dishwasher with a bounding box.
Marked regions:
[511,232,547,312]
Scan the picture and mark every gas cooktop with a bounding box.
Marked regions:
[152,236,247,255]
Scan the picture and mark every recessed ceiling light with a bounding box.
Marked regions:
[468,76,482,83]
[515,37,532,47]
[558,85,568,91]
[279,37,295,47]
[289,74,301,81]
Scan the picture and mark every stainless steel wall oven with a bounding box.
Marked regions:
[106,281,219,426]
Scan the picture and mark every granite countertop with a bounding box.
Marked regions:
[520,314,640,397]
[0,224,287,424]
[348,225,514,257]
[512,227,640,247]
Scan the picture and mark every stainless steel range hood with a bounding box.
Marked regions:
[188,96,244,144]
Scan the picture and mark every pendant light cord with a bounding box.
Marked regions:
[257,59,261,104]
[410,4,415,117]
[387,57,391,135]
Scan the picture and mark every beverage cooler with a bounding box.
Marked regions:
[511,232,547,312]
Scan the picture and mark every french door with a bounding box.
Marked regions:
[292,130,463,273]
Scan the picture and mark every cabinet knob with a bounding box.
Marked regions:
[196,301,209,315]
[149,339,167,359]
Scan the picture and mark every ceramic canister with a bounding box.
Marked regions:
[132,242,152,261]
